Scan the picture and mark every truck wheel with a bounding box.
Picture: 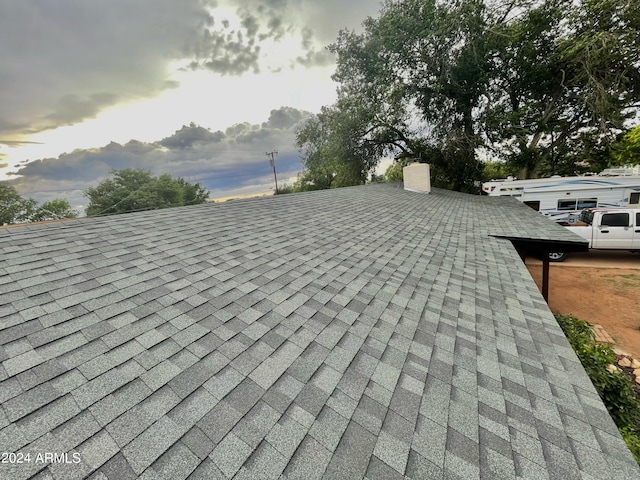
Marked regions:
[548,252,568,262]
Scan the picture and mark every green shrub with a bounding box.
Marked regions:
[555,314,640,465]
[622,427,640,464]
[274,184,295,195]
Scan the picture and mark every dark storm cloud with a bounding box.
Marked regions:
[1,1,380,144]
[44,93,120,128]
[7,107,312,208]
[0,0,218,139]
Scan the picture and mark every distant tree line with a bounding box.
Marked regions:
[293,0,640,193]
[1,169,209,225]
[0,183,78,226]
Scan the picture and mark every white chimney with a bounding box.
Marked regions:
[403,162,431,193]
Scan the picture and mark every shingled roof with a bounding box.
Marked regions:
[1,184,638,479]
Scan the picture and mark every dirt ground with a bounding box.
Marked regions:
[526,263,640,359]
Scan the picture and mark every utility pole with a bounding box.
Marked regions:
[266,150,279,194]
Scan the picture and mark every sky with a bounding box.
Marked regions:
[0,0,385,211]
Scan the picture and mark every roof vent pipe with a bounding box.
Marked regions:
[403,162,431,193]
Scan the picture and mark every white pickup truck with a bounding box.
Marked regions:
[549,207,640,261]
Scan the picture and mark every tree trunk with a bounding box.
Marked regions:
[518,165,529,179]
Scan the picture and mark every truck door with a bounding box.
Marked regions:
[594,212,633,248]
[634,213,640,250]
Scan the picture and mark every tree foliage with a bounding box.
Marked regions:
[481,160,518,182]
[294,97,393,191]
[84,169,209,217]
[30,199,79,222]
[296,0,640,190]
[614,124,640,165]
[0,183,37,225]
[486,0,640,177]
[384,160,409,183]
[1,183,77,226]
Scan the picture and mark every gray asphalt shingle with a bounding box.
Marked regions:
[1,184,638,479]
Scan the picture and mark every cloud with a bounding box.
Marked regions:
[293,27,334,67]
[1,140,43,171]
[262,106,309,129]
[187,23,262,75]
[44,93,119,128]
[189,0,381,72]
[295,48,335,68]
[6,107,312,209]
[0,1,380,144]
[0,140,44,147]
[0,0,217,139]
[159,123,226,149]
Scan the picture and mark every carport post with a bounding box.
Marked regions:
[542,254,550,301]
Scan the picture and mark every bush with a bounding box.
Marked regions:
[555,314,640,464]
[274,184,294,195]
[622,427,640,464]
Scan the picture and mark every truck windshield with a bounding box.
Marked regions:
[580,210,594,225]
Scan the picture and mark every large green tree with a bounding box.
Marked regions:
[299,0,497,191]
[297,0,640,190]
[295,98,393,190]
[84,169,209,217]
[486,0,640,177]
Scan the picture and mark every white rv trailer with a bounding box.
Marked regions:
[482,167,640,221]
